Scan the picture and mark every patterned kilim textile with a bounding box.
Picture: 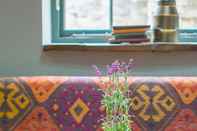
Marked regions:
[0,76,197,131]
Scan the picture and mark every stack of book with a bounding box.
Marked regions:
[109,25,150,44]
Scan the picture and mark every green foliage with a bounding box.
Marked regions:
[93,59,134,131]
[101,77,132,131]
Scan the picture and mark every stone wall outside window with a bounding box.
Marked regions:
[64,0,197,29]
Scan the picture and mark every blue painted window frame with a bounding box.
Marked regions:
[51,0,113,43]
[179,29,197,42]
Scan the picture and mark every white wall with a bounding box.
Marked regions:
[0,0,197,77]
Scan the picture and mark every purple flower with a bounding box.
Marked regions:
[92,65,102,76]
[110,60,121,73]
[107,65,113,75]
[117,59,134,73]
[93,59,134,76]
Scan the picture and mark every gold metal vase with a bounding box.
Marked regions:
[153,0,179,42]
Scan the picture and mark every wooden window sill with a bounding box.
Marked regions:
[43,42,197,52]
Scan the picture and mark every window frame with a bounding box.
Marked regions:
[179,29,197,42]
[51,0,113,43]
[43,0,197,46]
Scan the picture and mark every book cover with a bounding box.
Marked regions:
[109,38,150,43]
[113,25,150,30]
[113,33,147,39]
[112,28,148,34]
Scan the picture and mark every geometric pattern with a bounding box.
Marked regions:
[165,109,197,131]
[43,79,104,131]
[129,79,180,131]
[69,98,90,124]
[14,106,59,131]
[0,79,34,131]
[20,77,66,103]
[168,77,197,105]
[0,76,197,131]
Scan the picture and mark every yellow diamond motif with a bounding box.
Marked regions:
[15,94,30,109]
[69,98,90,124]
[131,96,144,111]
[161,96,175,112]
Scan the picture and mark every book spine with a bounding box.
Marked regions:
[112,28,148,34]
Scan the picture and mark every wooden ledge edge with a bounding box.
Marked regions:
[43,43,197,52]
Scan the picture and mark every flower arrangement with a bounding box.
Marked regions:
[93,59,133,131]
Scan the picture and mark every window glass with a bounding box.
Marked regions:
[62,0,197,32]
[64,0,110,30]
[113,0,149,26]
[176,0,197,28]
[148,0,197,29]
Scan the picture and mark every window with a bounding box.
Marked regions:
[50,0,151,43]
[51,0,112,43]
[149,0,197,28]
[176,0,197,42]
[43,0,197,45]
[148,0,197,42]
[177,0,197,28]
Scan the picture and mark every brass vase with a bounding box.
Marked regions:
[153,0,179,42]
